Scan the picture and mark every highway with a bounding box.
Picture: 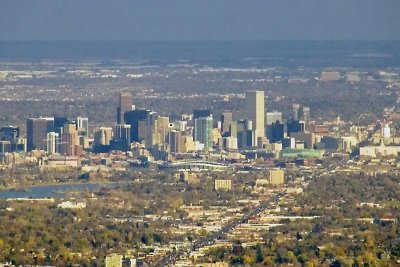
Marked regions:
[155,192,285,267]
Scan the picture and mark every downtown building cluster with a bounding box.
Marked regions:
[0,89,367,167]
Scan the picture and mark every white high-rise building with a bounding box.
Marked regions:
[245,91,265,143]
[46,132,59,154]
[114,124,131,141]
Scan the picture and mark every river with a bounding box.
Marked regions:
[0,182,120,199]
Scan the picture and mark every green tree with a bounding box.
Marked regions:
[256,244,264,263]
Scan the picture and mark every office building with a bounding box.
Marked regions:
[245,91,265,144]
[94,127,113,146]
[221,111,233,135]
[281,137,295,149]
[301,106,310,123]
[269,169,284,186]
[79,136,90,150]
[27,117,54,151]
[117,92,133,124]
[236,120,255,148]
[266,111,283,141]
[0,126,23,152]
[77,117,89,137]
[0,126,20,141]
[0,141,11,154]
[124,109,150,143]
[182,135,196,152]
[114,124,131,141]
[320,136,342,151]
[61,122,79,156]
[144,111,160,148]
[110,124,131,151]
[237,130,255,148]
[168,121,187,132]
[292,104,300,120]
[193,109,211,120]
[157,116,170,144]
[229,121,238,138]
[287,120,305,137]
[215,179,232,191]
[291,132,315,149]
[46,132,59,154]
[360,146,400,158]
[54,117,69,135]
[270,121,285,143]
[168,130,184,153]
[219,136,238,150]
[310,124,329,136]
[93,127,113,153]
[194,115,213,151]
[105,254,123,267]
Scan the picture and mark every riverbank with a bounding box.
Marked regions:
[0,179,125,192]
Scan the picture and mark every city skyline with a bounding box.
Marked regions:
[0,2,399,265]
[1,57,400,266]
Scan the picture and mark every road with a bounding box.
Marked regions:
[155,192,285,267]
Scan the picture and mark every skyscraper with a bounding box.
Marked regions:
[111,124,131,151]
[245,91,265,144]
[0,126,20,141]
[145,111,159,149]
[54,117,69,135]
[61,122,78,156]
[114,124,131,141]
[287,119,305,137]
[94,127,113,146]
[301,106,310,124]
[27,117,54,151]
[292,104,300,120]
[194,115,213,151]
[117,92,133,124]
[168,130,183,153]
[0,141,12,153]
[124,110,149,143]
[270,121,285,143]
[236,119,255,148]
[77,117,89,137]
[46,132,59,154]
[0,126,20,152]
[266,111,283,141]
[193,109,211,120]
[157,116,170,144]
[221,111,233,135]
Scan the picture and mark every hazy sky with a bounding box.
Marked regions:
[1,0,399,41]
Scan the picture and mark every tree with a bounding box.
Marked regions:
[230,256,244,265]
[256,244,264,263]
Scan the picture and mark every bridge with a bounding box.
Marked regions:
[158,160,231,171]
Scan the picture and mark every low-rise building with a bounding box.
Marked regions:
[105,254,122,267]
[57,201,86,209]
[269,169,284,186]
[214,179,232,191]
